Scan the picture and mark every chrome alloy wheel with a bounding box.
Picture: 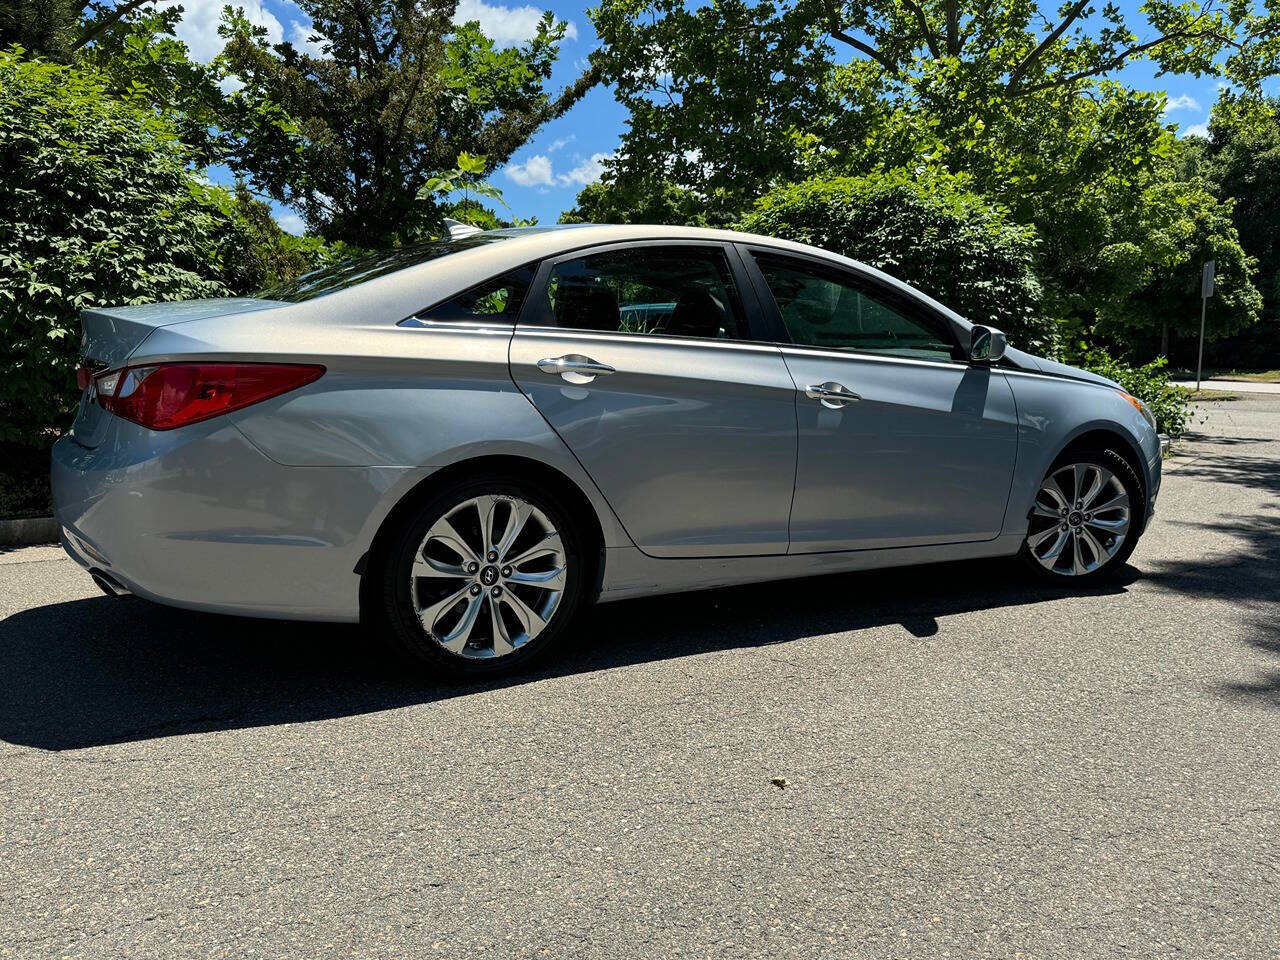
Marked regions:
[410,494,567,658]
[1025,462,1132,576]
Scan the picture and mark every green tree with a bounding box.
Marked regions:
[0,51,238,445]
[1202,99,1280,324]
[1089,176,1261,357]
[738,169,1054,351]
[560,179,713,226]
[220,0,599,247]
[587,0,1280,223]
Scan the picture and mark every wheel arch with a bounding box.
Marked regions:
[357,454,608,624]
[1051,426,1150,504]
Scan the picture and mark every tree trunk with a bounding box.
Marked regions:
[1160,320,1169,357]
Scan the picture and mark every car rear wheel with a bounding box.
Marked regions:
[381,475,586,676]
[1019,447,1145,585]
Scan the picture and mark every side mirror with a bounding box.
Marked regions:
[969,325,1007,363]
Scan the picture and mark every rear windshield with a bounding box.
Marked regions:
[256,235,509,302]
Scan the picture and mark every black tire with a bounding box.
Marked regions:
[1018,446,1146,586]
[378,473,587,677]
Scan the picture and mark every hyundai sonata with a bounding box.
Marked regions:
[52,223,1161,674]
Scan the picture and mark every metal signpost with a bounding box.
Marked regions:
[1196,260,1215,391]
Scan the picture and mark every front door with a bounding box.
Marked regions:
[509,242,797,558]
[744,248,1019,553]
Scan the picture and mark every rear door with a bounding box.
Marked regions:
[509,241,797,558]
[741,247,1019,553]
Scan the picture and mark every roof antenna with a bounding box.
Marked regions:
[443,218,483,240]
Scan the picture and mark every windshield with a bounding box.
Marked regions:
[256,234,510,303]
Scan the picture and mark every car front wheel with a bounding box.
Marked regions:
[1020,446,1145,585]
[381,475,586,676]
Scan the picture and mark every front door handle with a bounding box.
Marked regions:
[805,381,862,408]
[537,354,616,384]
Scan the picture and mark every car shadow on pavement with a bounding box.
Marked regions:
[0,556,1135,751]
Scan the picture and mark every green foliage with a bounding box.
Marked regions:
[220,1,597,247]
[587,0,1280,223]
[212,183,361,295]
[1202,99,1280,324]
[417,152,510,233]
[1090,176,1261,354]
[560,179,713,227]
[0,51,234,445]
[739,171,1056,352]
[0,0,80,58]
[1077,350,1190,438]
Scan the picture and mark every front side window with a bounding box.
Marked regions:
[753,252,956,361]
[542,246,747,340]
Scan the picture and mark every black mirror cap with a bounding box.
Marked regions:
[969,325,1007,363]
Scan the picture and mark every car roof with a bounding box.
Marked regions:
[285,223,973,335]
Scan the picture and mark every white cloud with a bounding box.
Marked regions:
[1163,93,1200,113]
[546,135,575,153]
[558,152,610,186]
[275,211,306,236]
[505,154,555,187]
[164,0,282,63]
[504,152,610,188]
[289,20,329,57]
[453,0,578,46]
[1182,121,1210,138]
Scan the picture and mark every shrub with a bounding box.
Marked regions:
[0,51,234,446]
[1079,349,1190,437]
[738,170,1058,353]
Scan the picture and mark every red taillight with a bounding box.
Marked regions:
[76,365,95,391]
[96,362,325,430]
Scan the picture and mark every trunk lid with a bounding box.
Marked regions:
[71,298,282,447]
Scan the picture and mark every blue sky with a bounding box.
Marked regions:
[171,0,1253,233]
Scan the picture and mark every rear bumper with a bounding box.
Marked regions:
[51,420,418,622]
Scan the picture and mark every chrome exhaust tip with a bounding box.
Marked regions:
[90,569,132,598]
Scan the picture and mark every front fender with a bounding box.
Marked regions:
[1002,370,1160,537]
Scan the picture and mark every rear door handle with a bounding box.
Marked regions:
[537,354,616,384]
[805,381,861,408]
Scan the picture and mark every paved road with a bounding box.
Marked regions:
[3,398,1279,959]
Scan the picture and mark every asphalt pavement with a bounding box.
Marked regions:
[2,396,1278,959]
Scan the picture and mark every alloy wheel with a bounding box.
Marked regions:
[1025,462,1132,576]
[410,494,567,658]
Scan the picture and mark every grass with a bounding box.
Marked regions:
[1170,367,1280,383]
[1177,387,1244,401]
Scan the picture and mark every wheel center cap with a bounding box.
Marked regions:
[1068,511,1084,527]
[479,564,500,586]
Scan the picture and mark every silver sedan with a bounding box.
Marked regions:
[52,224,1162,675]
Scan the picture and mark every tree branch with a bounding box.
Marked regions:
[1009,28,1228,96]
[944,0,960,54]
[73,0,152,50]
[902,0,940,59]
[830,28,896,72]
[1006,0,1091,90]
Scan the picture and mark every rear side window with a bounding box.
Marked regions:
[256,235,510,302]
[540,246,747,341]
[752,252,956,361]
[413,267,535,323]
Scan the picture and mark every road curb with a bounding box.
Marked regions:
[0,517,59,546]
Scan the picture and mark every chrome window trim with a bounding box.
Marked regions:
[511,324,789,355]
[777,342,978,373]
